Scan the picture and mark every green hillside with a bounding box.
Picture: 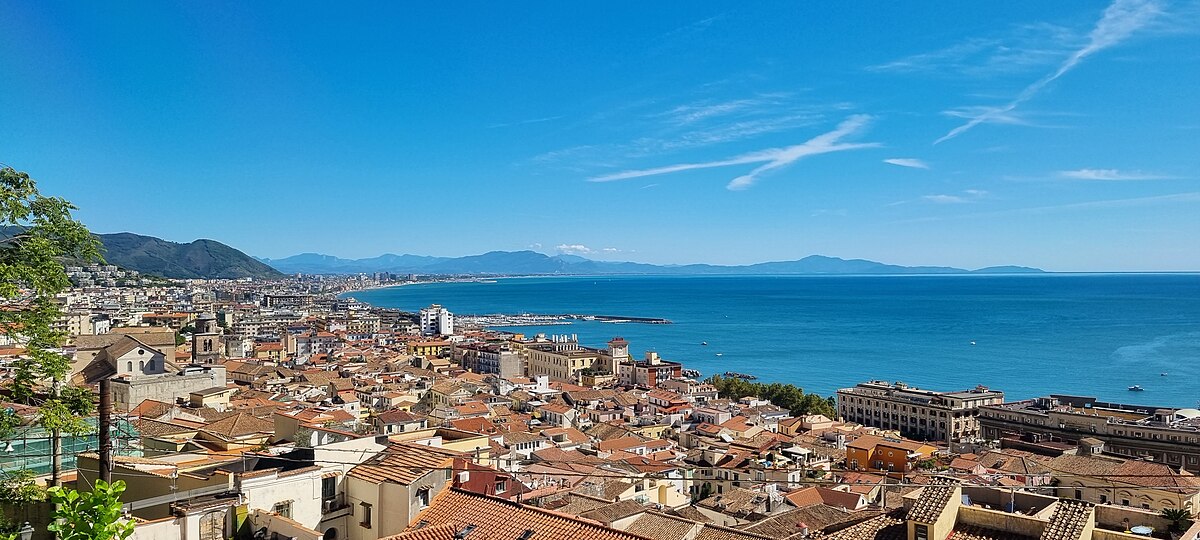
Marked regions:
[96,232,283,280]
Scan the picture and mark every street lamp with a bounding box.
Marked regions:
[18,521,33,540]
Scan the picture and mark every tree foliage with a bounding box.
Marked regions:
[0,468,46,503]
[1160,508,1194,532]
[0,166,102,484]
[705,375,837,418]
[46,480,135,540]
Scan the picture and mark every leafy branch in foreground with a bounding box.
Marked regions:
[1,166,102,486]
[46,480,134,540]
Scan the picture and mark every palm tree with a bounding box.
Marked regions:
[1160,507,1194,532]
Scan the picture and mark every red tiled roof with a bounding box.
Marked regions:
[348,442,461,485]
[391,488,651,540]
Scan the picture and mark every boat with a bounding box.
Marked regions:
[1161,372,1168,376]
[715,353,723,357]
[1128,385,1144,391]
[701,341,708,346]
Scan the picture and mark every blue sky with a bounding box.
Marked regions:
[2,1,1198,271]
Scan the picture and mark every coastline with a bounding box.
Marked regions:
[342,273,1200,408]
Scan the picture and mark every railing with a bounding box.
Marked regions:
[322,493,350,514]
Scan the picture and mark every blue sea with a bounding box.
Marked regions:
[344,274,1200,407]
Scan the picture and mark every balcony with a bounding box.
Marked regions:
[322,493,351,517]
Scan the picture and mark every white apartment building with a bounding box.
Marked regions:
[419,304,454,336]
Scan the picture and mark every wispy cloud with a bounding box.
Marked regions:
[654,93,794,126]
[487,115,563,129]
[897,190,988,205]
[883,158,930,169]
[935,0,1163,144]
[532,91,845,172]
[588,115,877,191]
[942,105,1033,126]
[1058,168,1171,180]
[922,194,970,204]
[919,189,989,204]
[869,23,1083,76]
[897,192,1200,223]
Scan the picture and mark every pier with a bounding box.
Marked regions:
[457,312,672,327]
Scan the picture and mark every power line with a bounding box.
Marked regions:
[50,444,1200,493]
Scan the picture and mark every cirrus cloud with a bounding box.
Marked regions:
[1058,168,1171,180]
[883,158,930,169]
[935,0,1164,144]
[588,115,878,191]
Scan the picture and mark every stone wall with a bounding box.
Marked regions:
[957,506,1046,539]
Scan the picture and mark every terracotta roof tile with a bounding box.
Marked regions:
[578,500,648,525]
[906,477,958,524]
[625,512,700,540]
[200,413,274,441]
[1039,500,1093,540]
[347,442,460,485]
[819,510,907,540]
[393,488,651,540]
[950,525,1037,540]
[694,524,775,540]
[741,505,851,536]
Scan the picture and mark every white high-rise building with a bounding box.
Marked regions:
[419,304,454,336]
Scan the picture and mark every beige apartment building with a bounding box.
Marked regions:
[978,395,1200,472]
[523,335,611,382]
[837,380,1004,444]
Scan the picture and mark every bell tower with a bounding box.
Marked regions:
[192,312,222,364]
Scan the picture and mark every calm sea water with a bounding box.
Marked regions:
[344,274,1200,407]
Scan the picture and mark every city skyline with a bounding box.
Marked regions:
[3,1,1199,271]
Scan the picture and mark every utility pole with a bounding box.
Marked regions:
[99,378,112,483]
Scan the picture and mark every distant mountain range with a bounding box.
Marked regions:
[259,251,1043,276]
[3,225,1043,279]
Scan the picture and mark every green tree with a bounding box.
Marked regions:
[704,375,837,419]
[1,166,102,487]
[0,468,46,503]
[1160,508,1194,532]
[46,480,135,540]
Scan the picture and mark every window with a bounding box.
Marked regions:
[495,480,507,494]
[273,501,292,519]
[139,360,145,371]
[127,361,133,372]
[322,477,336,500]
[417,487,431,508]
[359,502,372,528]
[915,524,929,540]
[1074,490,1082,500]
[1100,495,1108,504]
